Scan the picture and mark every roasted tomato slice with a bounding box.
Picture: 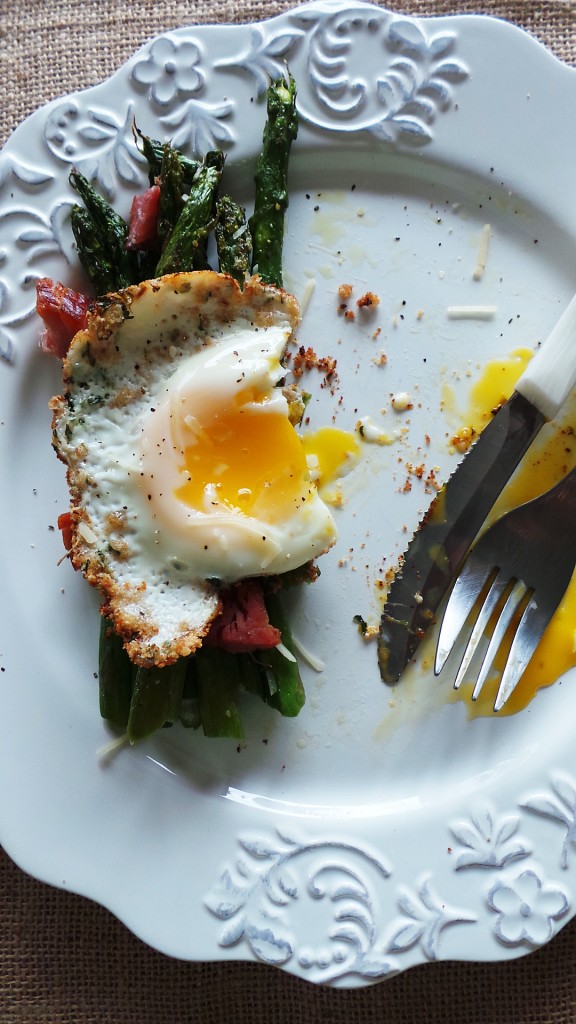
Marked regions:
[206,581,281,653]
[57,511,73,551]
[36,278,90,357]
[126,185,161,250]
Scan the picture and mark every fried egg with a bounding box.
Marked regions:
[51,272,337,667]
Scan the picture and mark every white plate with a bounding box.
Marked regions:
[2,0,576,988]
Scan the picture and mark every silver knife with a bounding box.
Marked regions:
[378,291,576,684]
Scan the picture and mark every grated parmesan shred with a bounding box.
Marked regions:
[276,641,297,663]
[447,305,497,320]
[78,521,98,545]
[97,733,130,762]
[299,278,316,318]
[291,633,325,672]
[473,223,491,281]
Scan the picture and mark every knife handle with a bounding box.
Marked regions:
[516,291,576,420]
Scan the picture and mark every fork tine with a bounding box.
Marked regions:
[435,561,493,675]
[471,579,528,700]
[452,570,506,691]
[493,595,550,710]
[436,467,576,710]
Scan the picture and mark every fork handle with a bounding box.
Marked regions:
[516,290,576,420]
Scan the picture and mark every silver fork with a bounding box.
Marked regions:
[434,467,576,710]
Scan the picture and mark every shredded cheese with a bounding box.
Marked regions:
[446,305,497,320]
[78,521,98,545]
[305,453,320,480]
[299,278,316,318]
[97,733,130,761]
[291,634,325,672]
[356,415,395,444]
[276,641,297,663]
[473,223,491,280]
[391,392,413,412]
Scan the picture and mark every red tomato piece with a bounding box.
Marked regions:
[126,185,161,250]
[57,511,73,551]
[36,278,90,358]
[206,581,281,653]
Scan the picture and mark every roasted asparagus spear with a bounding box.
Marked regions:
[249,75,298,288]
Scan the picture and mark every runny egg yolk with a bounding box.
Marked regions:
[175,385,312,522]
[449,349,576,717]
[300,426,361,498]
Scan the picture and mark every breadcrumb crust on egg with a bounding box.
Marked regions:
[50,270,303,669]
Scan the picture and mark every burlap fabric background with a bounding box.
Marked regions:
[2,1,576,1021]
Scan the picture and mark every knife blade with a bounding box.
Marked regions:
[378,291,576,684]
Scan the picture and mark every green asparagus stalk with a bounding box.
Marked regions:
[215,195,252,284]
[194,647,244,738]
[258,591,305,717]
[98,617,134,728]
[249,75,298,288]
[136,130,200,190]
[157,143,187,242]
[155,150,224,276]
[127,658,188,743]
[179,659,202,729]
[237,652,267,701]
[69,170,139,292]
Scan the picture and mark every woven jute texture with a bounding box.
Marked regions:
[3,2,576,1022]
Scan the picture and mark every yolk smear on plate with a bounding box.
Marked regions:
[468,349,533,433]
[448,348,576,717]
[300,426,361,504]
[449,349,533,453]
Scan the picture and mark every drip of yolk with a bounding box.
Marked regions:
[468,349,534,434]
[449,349,576,716]
[449,349,534,453]
[300,426,360,495]
[175,396,312,523]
